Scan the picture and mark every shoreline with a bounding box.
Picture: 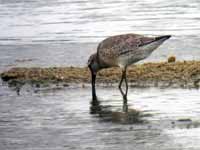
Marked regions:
[1,60,200,89]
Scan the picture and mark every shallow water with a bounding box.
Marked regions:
[0,0,200,44]
[1,0,200,71]
[1,82,200,150]
[1,0,200,149]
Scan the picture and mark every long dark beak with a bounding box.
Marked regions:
[89,68,97,102]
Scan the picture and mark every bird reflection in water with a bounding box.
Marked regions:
[90,98,145,124]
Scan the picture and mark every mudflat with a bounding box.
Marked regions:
[1,60,200,88]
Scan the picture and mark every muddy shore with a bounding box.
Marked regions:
[1,60,200,88]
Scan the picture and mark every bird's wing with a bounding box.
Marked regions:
[97,34,155,56]
[96,34,156,67]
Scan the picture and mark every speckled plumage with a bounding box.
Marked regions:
[97,33,157,68]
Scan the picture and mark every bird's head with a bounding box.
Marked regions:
[87,53,100,75]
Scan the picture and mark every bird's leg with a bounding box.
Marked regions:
[124,67,128,104]
[118,69,125,98]
[118,68,128,106]
[123,67,129,112]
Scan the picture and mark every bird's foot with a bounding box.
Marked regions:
[90,97,101,114]
[91,96,99,105]
[123,95,127,102]
[123,104,128,112]
[122,95,128,112]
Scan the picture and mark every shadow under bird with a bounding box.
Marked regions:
[88,33,171,109]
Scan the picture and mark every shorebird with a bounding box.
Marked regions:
[88,33,171,106]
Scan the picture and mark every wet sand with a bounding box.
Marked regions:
[1,60,200,88]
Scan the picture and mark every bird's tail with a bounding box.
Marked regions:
[155,35,171,41]
[139,35,171,47]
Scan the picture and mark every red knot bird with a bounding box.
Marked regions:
[88,33,171,108]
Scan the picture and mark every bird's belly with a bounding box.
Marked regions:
[117,54,143,68]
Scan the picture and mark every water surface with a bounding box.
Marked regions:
[1,1,200,149]
[0,0,200,71]
[1,83,200,150]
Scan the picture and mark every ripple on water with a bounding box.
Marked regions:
[1,84,200,149]
[0,0,200,44]
[1,0,200,70]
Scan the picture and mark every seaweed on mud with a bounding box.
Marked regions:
[1,60,200,89]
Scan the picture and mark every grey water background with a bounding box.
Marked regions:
[0,0,200,71]
[1,0,200,149]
